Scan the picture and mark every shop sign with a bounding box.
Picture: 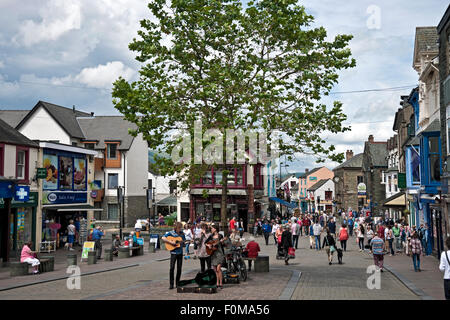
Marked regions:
[309,177,317,181]
[14,185,30,202]
[357,183,366,195]
[0,192,38,208]
[398,173,406,189]
[37,168,47,179]
[42,191,87,205]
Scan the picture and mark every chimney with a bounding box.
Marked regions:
[346,150,353,161]
[368,135,374,143]
[305,168,309,174]
[73,105,76,113]
[91,112,94,117]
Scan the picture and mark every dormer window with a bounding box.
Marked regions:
[107,143,117,159]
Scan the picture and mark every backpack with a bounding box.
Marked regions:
[339,228,349,241]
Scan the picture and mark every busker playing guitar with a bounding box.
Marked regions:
[162,222,186,290]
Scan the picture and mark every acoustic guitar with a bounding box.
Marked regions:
[164,235,184,251]
[205,239,220,256]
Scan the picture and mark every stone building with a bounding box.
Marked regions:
[362,135,388,216]
[332,150,364,212]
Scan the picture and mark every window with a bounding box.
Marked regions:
[291,181,296,188]
[0,144,4,176]
[16,150,26,180]
[410,146,420,185]
[202,170,213,185]
[84,143,95,150]
[148,179,152,189]
[107,144,117,159]
[325,191,332,201]
[169,180,177,194]
[108,204,119,220]
[108,173,118,189]
[227,167,236,185]
[427,136,441,183]
[254,165,263,188]
[72,142,78,147]
[388,176,392,192]
[214,169,222,185]
[357,176,363,184]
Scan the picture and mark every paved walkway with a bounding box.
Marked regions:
[0,229,445,300]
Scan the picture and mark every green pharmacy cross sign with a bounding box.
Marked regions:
[37,168,47,179]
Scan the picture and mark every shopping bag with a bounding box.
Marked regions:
[288,247,295,258]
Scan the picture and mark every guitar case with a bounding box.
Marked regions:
[177,269,218,294]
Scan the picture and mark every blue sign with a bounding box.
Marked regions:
[14,185,30,202]
[43,191,87,204]
[0,181,14,198]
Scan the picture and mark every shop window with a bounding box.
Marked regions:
[108,204,119,220]
[409,146,420,185]
[427,136,441,183]
[108,173,118,189]
[0,144,4,176]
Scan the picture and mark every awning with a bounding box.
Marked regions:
[43,204,103,212]
[383,192,406,207]
[269,197,297,208]
[157,195,177,206]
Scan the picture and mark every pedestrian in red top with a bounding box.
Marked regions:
[229,217,236,231]
[244,236,260,271]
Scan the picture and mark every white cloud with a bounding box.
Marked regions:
[13,0,81,47]
[74,61,136,88]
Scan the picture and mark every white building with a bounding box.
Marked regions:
[307,179,334,214]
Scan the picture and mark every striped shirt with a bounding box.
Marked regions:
[371,237,384,255]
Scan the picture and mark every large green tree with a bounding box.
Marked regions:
[112,0,355,231]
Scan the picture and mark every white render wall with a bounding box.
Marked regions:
[125,133,148,197]
[2,144,39,191]
[313,179,334,212]
[19,106,71,144]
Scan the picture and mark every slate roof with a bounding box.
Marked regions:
[0,118,39,148]
[333,153,363,171]
[77,116,138,150]
[414,27,439,66]
[16,101,90,139]
[364,142,388,168]
[0,110,29,128]
[307,179,332,192]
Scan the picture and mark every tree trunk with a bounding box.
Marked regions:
[221,171,228,235]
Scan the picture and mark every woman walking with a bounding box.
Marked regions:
[439,237,450,299]
[410,232,422,272]
[322,229,337,265]
[281,225,293,265]
[366,225,374,252]
[338,223,349,252]
[356,224,365,252]
[207,224,225,289]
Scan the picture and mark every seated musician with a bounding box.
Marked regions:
[162,222,185,290]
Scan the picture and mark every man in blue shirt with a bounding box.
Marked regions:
[262,220,271,245]
[327,218,336,239]
[162,222,185,289]
[347,217,354,237]
[92,226,104,259]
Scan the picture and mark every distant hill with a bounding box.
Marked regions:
[148,149,169,174]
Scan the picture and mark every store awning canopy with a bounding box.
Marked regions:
[157,195,177,206]
[269,197,297,208]
[383,192,406,207]
[43,204,103,212]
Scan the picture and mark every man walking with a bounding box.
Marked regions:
[392,223,401,253]
[327,217,336,240]
[313,220,323,250]
[371,233,385,272]
[348,216,354,237]
[92,225,104,259]
[162,222,185,289]
[262,220,272,246]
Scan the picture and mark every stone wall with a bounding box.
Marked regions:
[334,168,363,212]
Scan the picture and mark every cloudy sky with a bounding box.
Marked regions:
[0,0,447,172]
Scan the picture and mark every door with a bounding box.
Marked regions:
[238,208,248,232]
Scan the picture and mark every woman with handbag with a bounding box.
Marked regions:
[281,225,293,265]
[322,228,337,265]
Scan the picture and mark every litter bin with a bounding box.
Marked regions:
[67,253,77,266]
[88,250,97,265]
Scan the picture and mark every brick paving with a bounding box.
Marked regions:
[0,228,444,300]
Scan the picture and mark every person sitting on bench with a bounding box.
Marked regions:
[244,236,260,271]
[21,241,40,274]
[112,235,121,256]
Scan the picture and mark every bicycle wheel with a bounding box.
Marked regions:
[238,260,247,282]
